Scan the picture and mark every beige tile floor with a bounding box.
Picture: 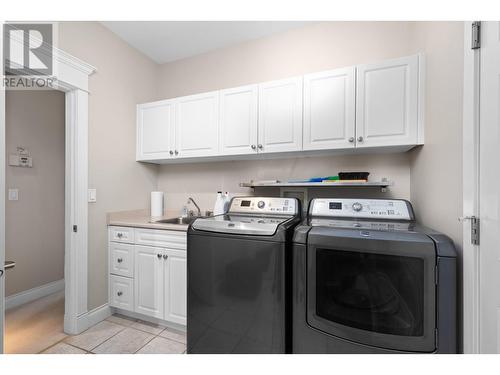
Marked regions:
[5,291,186,354]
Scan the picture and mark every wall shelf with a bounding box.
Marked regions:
[239,179,393,192]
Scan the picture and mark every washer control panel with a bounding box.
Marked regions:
[229,197,298,215]
[310,199,413,221]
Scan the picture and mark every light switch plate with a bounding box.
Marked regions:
[88,188,97,203]
[8,188,19,201]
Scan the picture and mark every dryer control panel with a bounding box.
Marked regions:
[229,197,298,215]
[310,198,413,221]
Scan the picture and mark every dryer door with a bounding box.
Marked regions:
[306,227,437,352]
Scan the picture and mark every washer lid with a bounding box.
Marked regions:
[191,214,291,235]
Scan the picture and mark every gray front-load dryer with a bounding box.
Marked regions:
[293,198,457,353]
[187,197,301,354]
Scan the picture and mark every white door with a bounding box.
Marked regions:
[258,77,303,153]
[136,100,175,161]
[163,249,187,325]
[303,67,356,150]
[219,84,258,156]
[134,245,164,319]
[479,21,500,353]
[0,29,5,352]
[176,91,219,158]
[356,55,419,148]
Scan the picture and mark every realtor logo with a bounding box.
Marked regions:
[3,23,55,89]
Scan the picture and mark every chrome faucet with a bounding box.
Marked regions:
[187,197,201,217]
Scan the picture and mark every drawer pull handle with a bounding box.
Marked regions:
[117,258,123,263]
[163,254,168,260]
[117,291,123,297]
[157,253,162,259]
[117,233,123,238]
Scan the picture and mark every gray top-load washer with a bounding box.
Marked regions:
[187,197,301,353]
[293,198,457,353]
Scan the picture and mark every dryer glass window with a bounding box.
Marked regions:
[315,249,424,336]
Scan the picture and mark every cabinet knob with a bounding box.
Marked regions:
[257,144,263,149]
[251,144,256,150]
[175,150,179,155]
[117,233,123,238]
[117,258,123,263]
[169,150,174,155]
[157,253,162,259]
[163,254,168,260]
[357,136,364,142]
[117,291,123,297]
[348,137,354,143]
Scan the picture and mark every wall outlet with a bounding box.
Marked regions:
[8,188,19,201]
[88,188,97,203]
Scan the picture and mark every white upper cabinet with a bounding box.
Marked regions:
[176,91,220,158]
[136,54,423,162]
[303,67,356,150]
[136,100,175,161]
[258,77,303,153]
[219,84,259,156]
[355,55,420,148]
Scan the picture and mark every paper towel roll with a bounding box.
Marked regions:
[150,191,164,218]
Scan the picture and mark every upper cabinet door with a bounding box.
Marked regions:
[134,245,164,319]
[303,67,356,150]
[258,77,303,153]
[176,91,219,158]
[136,100,175,161]
[219,85,258,156]
[356,55,419,148]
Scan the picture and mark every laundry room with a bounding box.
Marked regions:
[1,2,498,372]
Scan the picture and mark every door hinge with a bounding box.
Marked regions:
[471,21,481,49]
[73,225,78,233]
[470,216,480,245]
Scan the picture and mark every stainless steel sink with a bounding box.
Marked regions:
[150,217,198,225]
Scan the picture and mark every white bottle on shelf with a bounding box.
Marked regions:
[213,191,225,216]
[223,192,231,213]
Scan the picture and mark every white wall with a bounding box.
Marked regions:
[410,21,464,250]
[5,90,65,296]
[58,22,159,309]
[155,22,423,212]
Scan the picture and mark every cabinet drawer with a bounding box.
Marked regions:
[109,242,134,278]
[109,226,135,243]
[109,275,134,310]
[135,228,187,250]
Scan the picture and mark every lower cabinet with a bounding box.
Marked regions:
[134,245,165,319]
[108,226,187,326]
[163,249,187,325]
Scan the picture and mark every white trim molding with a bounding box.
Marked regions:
[8,25,97,335]
[71,303,112,334]
[5,279,64,310]
[462,21,481,354]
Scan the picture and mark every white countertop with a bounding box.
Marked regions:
[107,209,189,232]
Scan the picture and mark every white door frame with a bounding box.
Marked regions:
[462,21,481,354]
[0,24,5,353]
[2,30,96,342]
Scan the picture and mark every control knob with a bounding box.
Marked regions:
[257,201,265,209]
[352,202,363,212]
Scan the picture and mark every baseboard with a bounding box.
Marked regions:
[112,307,186,332]
[5,279,65,310]
[69,303,112,334]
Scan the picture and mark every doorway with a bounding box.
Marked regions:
[4,90,66,353]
